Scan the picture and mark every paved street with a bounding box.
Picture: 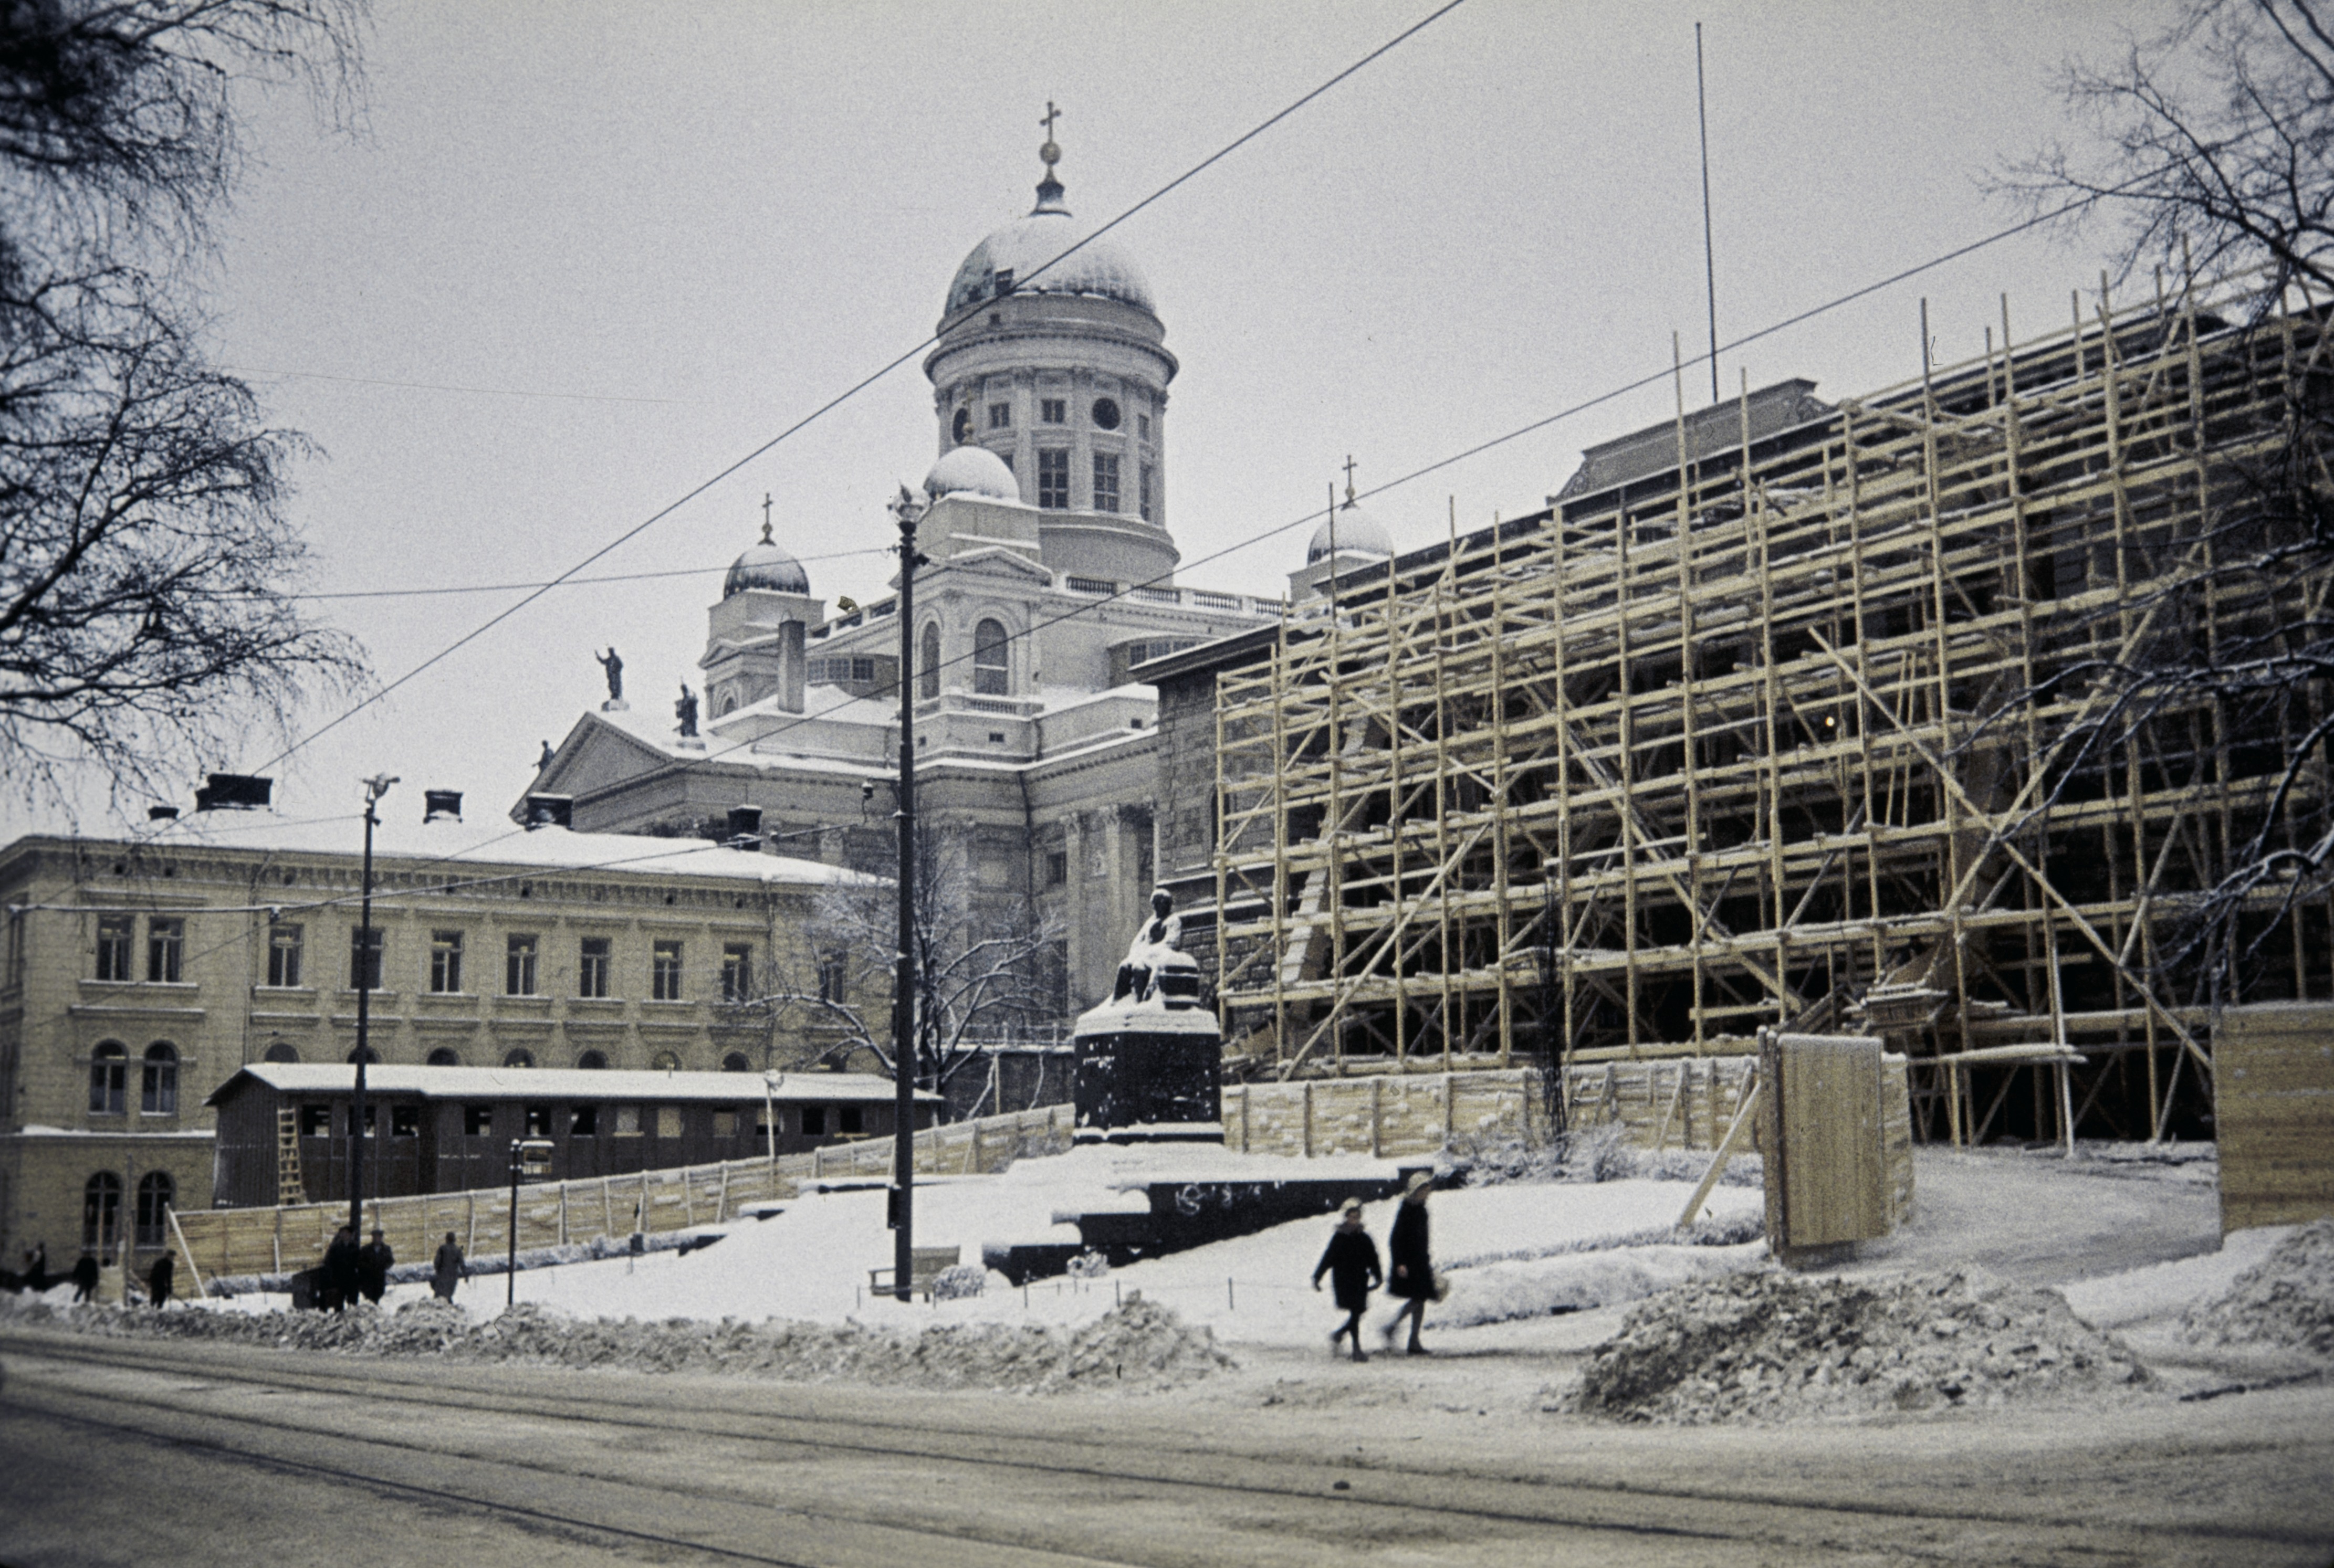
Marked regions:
[4,1326,2329,1566]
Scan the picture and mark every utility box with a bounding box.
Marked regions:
[1759,1029,1892,1262]
[2215,1002,2334,1235]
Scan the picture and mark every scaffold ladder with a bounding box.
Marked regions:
[275,1107,303,1207]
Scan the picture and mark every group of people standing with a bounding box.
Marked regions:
[1311,1169,1439,1361]
[4,1241,177,1308]
[310,1226,468,1310]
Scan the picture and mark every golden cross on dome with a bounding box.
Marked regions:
[760,492,773,543]
[1039,101,1062,167]
[1342,455,1358,503]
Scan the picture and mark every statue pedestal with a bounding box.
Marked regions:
[600,699,629,713]
[1071,953,1222,1145]
[675,738,706,752]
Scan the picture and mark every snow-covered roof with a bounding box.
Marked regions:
[119,808,854,886]
[208,1064,935,1106]
[946,208,1156,319]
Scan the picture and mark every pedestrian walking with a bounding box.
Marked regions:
[432,1233,465,1302]
[358,1227,394,1305]
[1380,1170,1437,1355]
[322,1225,361,1312]
[69,1251,99,1304]
[24,1241,48,1291]
[147,1250,174,1309]
[1312,1197,1381,1361]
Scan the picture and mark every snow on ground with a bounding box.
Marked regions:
[2059,1225,2295,1330]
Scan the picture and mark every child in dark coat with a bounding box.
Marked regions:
[1380,1170,1436,1354]
[1312,1198,1382,1361]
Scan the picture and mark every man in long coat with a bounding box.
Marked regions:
[1380,1171,1436,1354]
[1312,1198,1381,1361]
[431,1233,465,1301]
[322,1225,361,1311]
[146,1250,174,1309]
[357,1228,394,1305]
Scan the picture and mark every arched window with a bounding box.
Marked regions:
[650,1049,683,1072]
[918,622,941,699]
[263,1041,300,1064]
[575,1049,608,1070]
[502,1048,535,1069]
[973,618,1009,695]
[425,1047,460,1067]
[135,1172,173,1248]
[346,1045,381,1065]
[141,1042,178,1115]
[720,1052,751,1072]
[82,1172,121,1251]
[720,694,738,717]
[88,1042,127,1116]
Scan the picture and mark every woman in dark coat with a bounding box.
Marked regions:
[146,1250,174,1309]
[322,1225,361,1312]
[69,1251,100,1304]
[431,1233,465,1301]
[1380,1170,1435,1354]
[1312,1198,1381,1361]
[357,1228,393,1305]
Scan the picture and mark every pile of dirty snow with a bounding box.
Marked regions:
[2,1291,1232,1393]
[1567,1269,2149,1424]
[2179,1219,2334,1357]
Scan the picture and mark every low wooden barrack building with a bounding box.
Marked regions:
[207,1064,939,1208]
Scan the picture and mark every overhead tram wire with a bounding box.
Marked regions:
[247,0,1477,780]
[596,174,2183,803]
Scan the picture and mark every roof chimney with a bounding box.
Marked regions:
[193,773,272,812]
[147,805,179,822]
[423,790,463,823]
[523,793,573,830]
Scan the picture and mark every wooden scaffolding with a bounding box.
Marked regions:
[1211,273,2333,1145]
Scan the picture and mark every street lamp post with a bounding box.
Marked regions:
[507,1136,554,1308]
[349,774,396,1240]
[888,485,925,1302]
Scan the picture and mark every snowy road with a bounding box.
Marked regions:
[4,1327,2329,1566]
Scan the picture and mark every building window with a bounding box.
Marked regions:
[713,1108,739,1137]
[134,1172,173,1248]
[465,1104,494,1136]
[578,937,611,998]
[141,1042,177,1116]
[721,943,753,1002]
[817,952,846,1005]
[1137,413,1150,439]
[988,401,1011,429]
[96,916,133,981]
[503,1048,535,1069]
[801,1104,826,1136]
[1037,448,1070,509]
[651,1050,682,1072]
[952,407,971,443]
[346,1105,376,1138]
[267,923,302,987]
[303,1104,333,1137]
[1139,462,1155,522]
[429,931,464,994]
[349,925,383,991]
[839,1105,865,1134]
[1093,452,1121,513]
[146,917,183,983]
[1091,396,1121,430]
[426,1047,460,1066]
[264,1041,300,1064]
[973,619,1009,695]
[651,940,684,1001]
[88,1041,127,1116]
[391,1105,420,1138]
[576,1049,608,1069]
[918,622,941,700]
[1045,850,1068,887]
[572,1105,599,1136]
[721,1052,751,1072]
[655,1106,682,1138]
[83,1172,121,1252]
[525,1105,551,1138]
[506,934,538,996]
[347,1044,381,1065]
[614,1106,642,1136]
[1040,397,1065,425]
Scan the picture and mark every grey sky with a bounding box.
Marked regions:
[4,0,2174,838]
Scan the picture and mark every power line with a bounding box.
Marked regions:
[223,366,695,407]
[279,550,889,603]
[249,0,1474,778]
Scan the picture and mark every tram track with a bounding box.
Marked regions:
[2,1328,2323,1566]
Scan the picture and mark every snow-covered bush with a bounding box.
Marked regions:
[931,1264,986,1301]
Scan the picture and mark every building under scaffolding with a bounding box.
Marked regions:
[1147,275,2333,1148]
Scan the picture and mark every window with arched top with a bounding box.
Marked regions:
[425,1047,460,1066]
[83,1172,121,1250]
[135,1172,173,1248]
[502,1048,535,1069]
[575,1049,608,1070]
[346,1045,381,1065]
[918,622,941,699]
[88,1042,127,1116]
[720,1052,751,1072]
[141,1042,178,1116]
[263,1041,300,1064]
[650,1049,683,1072]
[721,693,738,716]
[973,619,1009,696]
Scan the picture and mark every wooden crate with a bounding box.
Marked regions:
[2215,1002,2334,1235]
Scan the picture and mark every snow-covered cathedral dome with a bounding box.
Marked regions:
[723,522,810,597]
[924,445,1019,501]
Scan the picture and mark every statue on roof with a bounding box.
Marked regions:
[595,647,624,703]
[675,684,699,739]
[537,740,554,771]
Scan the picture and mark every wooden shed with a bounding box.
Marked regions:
[206,1064,939,1209]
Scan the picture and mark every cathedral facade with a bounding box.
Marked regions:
[526,139,1284,1020]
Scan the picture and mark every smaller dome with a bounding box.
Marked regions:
[724,522,810,597]
[925,445,1019,501]
[1307,500,1394,564]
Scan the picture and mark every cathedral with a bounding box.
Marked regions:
[522,131,1355,1020]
